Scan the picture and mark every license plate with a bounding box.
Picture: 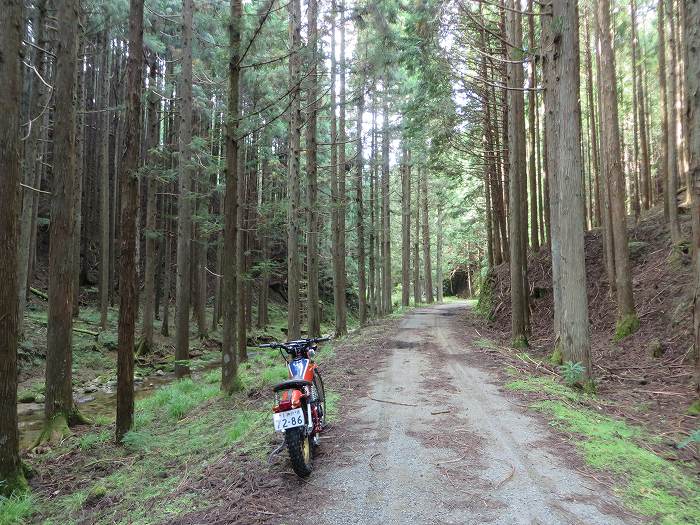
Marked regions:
[273,408,305,432]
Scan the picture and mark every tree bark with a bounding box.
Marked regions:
[401,149,411,307]
[666,0,682,243]
[584,13,601,227]
[175,0,194,377]
[142,56,160,349]
[306,0,321,337]
[506,0,528,347]
[356,73,367,324]
[286,0,302,340]
[381,75,392,313]
[337,0,349,327]
[421,168,433,304]
[685,0,700,400]
[548,0,592,378]
[596,0,638,327]
[436,201,444,303]
[17,0,48,337]
[44,0,81,438]
[527,0,539,251]
[413,163,421,304]
[658,0,670,218]
[99,30,111,330]
[222,0,242,393]
[0,0,27,493]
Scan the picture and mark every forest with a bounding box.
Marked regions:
[0,0,699,522]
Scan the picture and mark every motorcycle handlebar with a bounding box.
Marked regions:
[258,336,330,349]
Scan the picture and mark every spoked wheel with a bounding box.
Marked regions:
[285,427,313,477]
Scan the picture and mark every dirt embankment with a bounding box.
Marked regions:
[482,208,698,442]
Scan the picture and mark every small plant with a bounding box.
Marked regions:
[559,361,586,386]
[678,428,700,449]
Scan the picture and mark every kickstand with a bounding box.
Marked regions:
[268,441,285,464]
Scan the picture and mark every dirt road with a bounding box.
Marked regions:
[307,302,636,525]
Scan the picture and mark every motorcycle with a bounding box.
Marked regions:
[259,337,329,477]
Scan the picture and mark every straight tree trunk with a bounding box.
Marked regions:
[368,92,377,316]
[0,0,28,493]
[685,0,700,401]
[421,168,433,303]
[548,0,592,379]
[306,0,321,337]
[99,30,111,330]
[142,56,160,349]
[631,0,651,210]
[401,149,411,307]
[381,76,392,313]
[584,13,601,227]
[17,0,48,337]
[286,0,302,340]
[43,0,81,439]
[658,0,670,218]
[596,0,639,330]
[175,0,194,377]
[116,0,144,442]
[413,165,421,304]
[506,0,528,347]
[337,0,349,328]
[356,76,367,324]
[527,0,539,251]
[436,202,444,303]
[237,130,247,360]
[73,42,85,318]
[222,0,242,393]
[666,0,682,243]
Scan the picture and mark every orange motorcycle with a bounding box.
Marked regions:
[260,337,329,477]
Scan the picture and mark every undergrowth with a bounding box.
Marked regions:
[508,374,699,524]
[0,494,33,525]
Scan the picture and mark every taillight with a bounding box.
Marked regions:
[274,399,293,413]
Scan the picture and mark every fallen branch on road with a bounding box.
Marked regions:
[368,396,417,407]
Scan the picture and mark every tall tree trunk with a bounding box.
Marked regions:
[401,149,411,307]
[330,0,346,334]
[596,0,639,331]
[73,42,86,318]
[527,0,539,251]
[547,0,592,379]
[286,0,302,340]
[381,75,392,313]
[175,0,194,377]
[584,13,601,227]
[337,0,349,328]
[685,0,700,402]
[356,75,367,324]
[657,0,669,218]
[666,0,682,243]
[436,201,444,303]
[306,0,321,337]
[421,168,433,304]
[43,0,81,439]
[631,0,651,211]
[0,0,27,493]
[17,0,48,337]
[506,0,528,347]
[116,0,144,442]
[413,164,421,304]
[99,30,111,330]
[142,56,160,349]
[222,0,242,393]
[237,131,247,360]
[368,91,377,316]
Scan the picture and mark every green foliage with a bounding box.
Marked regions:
[0,493,33,525]
[558,361,586,387]
[505,375,582,402]
[76,430,110,450]
[614,314,640,342]
[475,272,494,320]
[136,378,220,424]
[678,429,700,449]
[534,401,700,524]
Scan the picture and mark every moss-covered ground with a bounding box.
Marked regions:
[506,372,700,524]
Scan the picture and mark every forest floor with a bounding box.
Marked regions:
[6,301,699,524]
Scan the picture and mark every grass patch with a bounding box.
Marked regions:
[0,493,33,525]
[533,400,700,524]
[505,375,582,402]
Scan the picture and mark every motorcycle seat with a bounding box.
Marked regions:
[273,379,312,392]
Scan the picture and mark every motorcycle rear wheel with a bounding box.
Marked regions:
[285,427,313,477]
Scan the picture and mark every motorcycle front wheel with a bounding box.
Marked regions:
[285,426,313,477]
